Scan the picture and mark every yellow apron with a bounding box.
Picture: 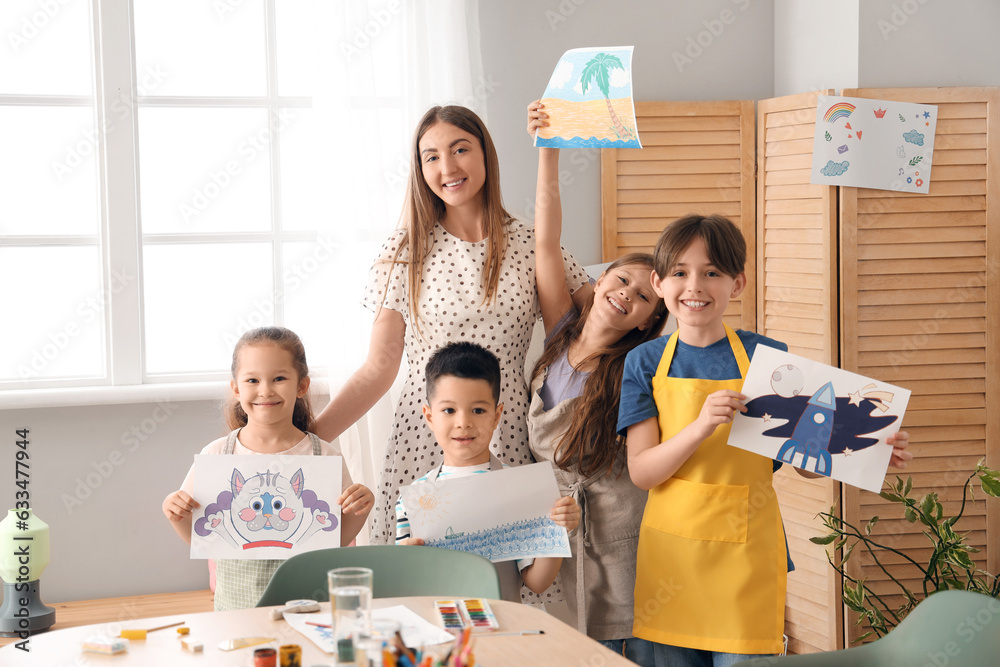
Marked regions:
[633,326,786,654]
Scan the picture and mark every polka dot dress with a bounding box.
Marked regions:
[362,220,588,546]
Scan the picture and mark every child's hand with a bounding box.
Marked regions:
[696,390,747,437]
[162,490,199,522]
[550,495,579,532]
[397,538,425,546]
[338,483,374,516]
[887,431,912,469]
[527,100,548,137]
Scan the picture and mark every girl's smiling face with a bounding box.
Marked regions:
[653,236,745,345]
[418,121,487,213]
[592,263,659,334]
[231,343,309,427]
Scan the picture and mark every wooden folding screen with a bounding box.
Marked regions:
[756,91,842,655]
[601,100,757,329]
[838,86,1000,644]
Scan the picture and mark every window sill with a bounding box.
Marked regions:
[0,377,332,411]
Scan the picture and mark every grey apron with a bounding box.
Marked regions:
[527,371,648,640]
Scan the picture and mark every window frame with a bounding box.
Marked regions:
[2,0,399,403]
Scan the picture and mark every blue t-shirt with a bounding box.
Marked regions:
[617,329,787,437]
[616,329,795,571]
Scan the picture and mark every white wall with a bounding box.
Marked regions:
[0,399,224,601]
[774,0,859,97]
[858,0,1000,88]
[4,0,1000,605]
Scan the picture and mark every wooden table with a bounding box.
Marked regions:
[0,596,634,665]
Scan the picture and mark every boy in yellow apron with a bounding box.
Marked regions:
[616,215,911,666]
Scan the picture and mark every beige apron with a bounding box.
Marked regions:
[528,371,648,640]
[633,326,786,654]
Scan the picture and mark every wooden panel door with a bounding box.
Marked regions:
[601,100,757,330]
[839,86,1000,644]
[757,91,842,655]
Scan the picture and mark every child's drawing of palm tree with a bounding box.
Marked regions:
[580,52,633,140]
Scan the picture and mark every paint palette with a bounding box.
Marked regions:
[434,599,499,634]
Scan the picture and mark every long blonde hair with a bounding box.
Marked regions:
[384,106,513,331]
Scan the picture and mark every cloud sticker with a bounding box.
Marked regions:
[820,160,850,177]
[902,129,925,146]
[548,60,574,89]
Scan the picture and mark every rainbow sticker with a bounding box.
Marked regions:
[824,102,856,123]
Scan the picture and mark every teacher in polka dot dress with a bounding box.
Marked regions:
[314,105,593,544]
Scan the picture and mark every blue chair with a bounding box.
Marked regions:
[734,590,1000,666]
[255,545,502,607]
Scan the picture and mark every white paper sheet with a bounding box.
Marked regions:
[534,46,641,149]
[810,95,937,193]
[398,463,572,562]
[729,346,910,493]
[189,454,341,559]
[284,605,454,653]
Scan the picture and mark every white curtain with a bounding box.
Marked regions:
[309,0,485,544]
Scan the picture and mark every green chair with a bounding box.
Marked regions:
[734,590,1000,666]
[255,545,502,607]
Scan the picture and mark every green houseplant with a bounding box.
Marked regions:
[811,458,1000,641]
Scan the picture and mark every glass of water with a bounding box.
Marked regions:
[328,566,373,640]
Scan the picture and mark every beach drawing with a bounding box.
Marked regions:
[810,94,937,193]
[728,346,910,493]
[189,454,341,560]
[398,463,572,562]
[534,46,641,149]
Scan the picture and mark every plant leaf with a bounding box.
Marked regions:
[979,472,1000,498]
[880,490,901,503]
[865,516,879,535]
[855,630,874,643]
[905,507,919,523]
[920,494,939,526]
[811,534,838,545]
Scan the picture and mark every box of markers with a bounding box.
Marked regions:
[434,598,499,634]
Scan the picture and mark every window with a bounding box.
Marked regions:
[1,0,480,397]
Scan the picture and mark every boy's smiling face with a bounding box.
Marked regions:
[422,375,503,467]
[653,235,746,346]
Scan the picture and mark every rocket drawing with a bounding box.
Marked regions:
[776,381,836,476]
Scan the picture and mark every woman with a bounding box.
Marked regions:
[314,105,592,544]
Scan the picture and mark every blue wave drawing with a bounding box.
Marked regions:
[536,136,641,149]
[423,515,571,562]
[820,160,850,177]
[902,129,925,146]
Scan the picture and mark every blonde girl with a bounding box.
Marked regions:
[314,106,592,544]
[526,101,666,665]
[162,326,373,610]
